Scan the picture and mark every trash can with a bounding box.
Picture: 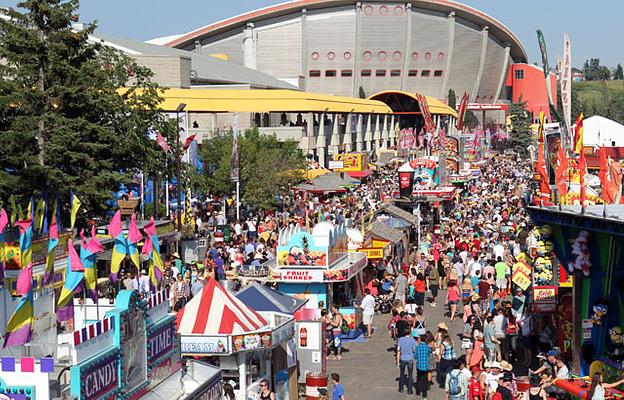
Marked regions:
[305,373,328,400]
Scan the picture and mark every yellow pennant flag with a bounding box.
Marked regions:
[70,191,81,230]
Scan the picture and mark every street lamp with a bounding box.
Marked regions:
[175,103,187,233]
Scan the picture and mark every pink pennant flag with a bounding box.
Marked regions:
[127,214,142,244]
[86,226,103,254]
[108,210,122,238]
[156,132,171,153]
[69,239,84,272]
[141,218,155,256]
[49,216,58,240]
[0,209,8,233]
[16,263,32,296]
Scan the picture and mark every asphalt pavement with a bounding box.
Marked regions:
[327,288,466,400]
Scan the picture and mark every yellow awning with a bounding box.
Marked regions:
[306,168,331,180]
[368,90,458,117]
[125,88,393,114]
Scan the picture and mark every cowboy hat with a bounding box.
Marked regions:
[500,360,513,371]
[491,361,502,370]
[437,322,449,330]
[172,252,180,258]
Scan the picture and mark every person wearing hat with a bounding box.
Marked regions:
[484,361,502,394]
[170,252,183,277]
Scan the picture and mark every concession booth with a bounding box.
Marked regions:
[176,279,295,400]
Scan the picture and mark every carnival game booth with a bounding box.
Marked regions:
[177,279,295,400]
[69,289,222,400]
[268,222,367,331]
[528,204,624,392]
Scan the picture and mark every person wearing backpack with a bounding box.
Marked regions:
[445,359,468,400]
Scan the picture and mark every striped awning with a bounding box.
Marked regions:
[176,279,268,335]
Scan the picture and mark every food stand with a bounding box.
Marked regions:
[68,289,222,399]
[176,279,295,400]
[267,222,367,330]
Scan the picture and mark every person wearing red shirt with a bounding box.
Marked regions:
[469,367,483,400]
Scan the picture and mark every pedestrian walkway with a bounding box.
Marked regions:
[328,289,466,399]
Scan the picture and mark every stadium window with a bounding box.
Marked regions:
[361,69,372,77]
[325,70,337,77]
[309,70,321,77]
[421,70,431,77]
[390,69,401,77]
[433,70,443,77]
[408,70,418,77]
[376,69,386,77]
[515,69,524,79]
[341,69,353,77]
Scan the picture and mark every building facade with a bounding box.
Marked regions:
[161,0,527,104]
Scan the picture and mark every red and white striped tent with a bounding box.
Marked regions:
[176,279,268,335]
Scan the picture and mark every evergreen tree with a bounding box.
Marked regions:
[615,64,624,80]
[358,86,366,99]
[508,99,532,157]
[0,0,164,218]
[447,89,456,110]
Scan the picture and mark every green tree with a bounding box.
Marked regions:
[358,86,366,99]
[201,128,305,210]
[614,64,624,80]
[0,0,164,219]
[447,89,456,110]
[508,98,532,157]
[583,58,612,81]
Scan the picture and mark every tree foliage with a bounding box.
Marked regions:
[0,0,166,219]
[201,128,305,210]
[508,99,532,157]
[614,64,624,80]
[583,58,612,81]
[447,89,456,110]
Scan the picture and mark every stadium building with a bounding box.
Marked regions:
[158,0,528,106]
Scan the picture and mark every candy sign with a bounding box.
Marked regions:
[81,350,119,400]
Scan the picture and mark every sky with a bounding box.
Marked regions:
[4,0,624,67]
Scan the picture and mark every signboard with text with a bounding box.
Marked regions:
[532,286,558,312]
[75,349,120,400]
[181,335,230,355]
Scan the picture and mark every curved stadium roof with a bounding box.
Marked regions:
[163,0,527,62]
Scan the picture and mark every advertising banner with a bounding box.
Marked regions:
[398,171,414,198]
[277,232,327,267]
[77,349,120,400]
[398,128,416,150]
[532,286,558,312]
[334,153,367,172]
[232,331,273,352]
[180,335,230,355]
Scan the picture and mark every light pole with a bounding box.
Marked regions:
[175,103,187,233]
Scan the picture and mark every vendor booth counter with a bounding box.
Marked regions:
[177,279,296,400]
[67,289,222,400]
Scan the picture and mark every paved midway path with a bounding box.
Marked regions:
[328,289,466,399]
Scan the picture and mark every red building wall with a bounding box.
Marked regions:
[506,63,558,123]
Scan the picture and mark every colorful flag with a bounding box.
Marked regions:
[27,197,34,221]
[573,113,584,154]
[57,239,84,322]
[156,131,171,153]
[44,215,59,286]
[579,150,587,206]
[555,143,569,197]
[142,217,164,288]
[599,147,613,204]
[231,118,239,182]
[15,219,33,296]
[609,159,623,204]
[109,210,126,282]
[455,92,469,130]
[70,191,81,230]
[127,213,142,269]
[80,227,103,302]
[537,111,546,143]
[34,198,45,234]
[7,195,17,226]
[536,142,551,201]
[182,134,197,151]
[2,287,33,348]
[0,209,8,282]
[536,29,560,122]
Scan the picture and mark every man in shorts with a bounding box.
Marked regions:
[494,257,508,296]
[358,288,376,337]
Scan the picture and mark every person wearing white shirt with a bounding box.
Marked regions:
[234,222,242,237]
[493,243,505,260]
[358,289,376,337]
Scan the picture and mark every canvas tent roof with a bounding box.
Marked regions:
[581,116,624,147]
[176,279,268,335]
[370,221,405,244]
[379,204,418,225]
[295,172,359,192]
[235,283,308,314]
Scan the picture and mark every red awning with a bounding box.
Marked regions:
[347,169,373,178]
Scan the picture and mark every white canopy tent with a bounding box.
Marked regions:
[581,116,624,148]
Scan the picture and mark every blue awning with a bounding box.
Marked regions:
[235,282,308,314]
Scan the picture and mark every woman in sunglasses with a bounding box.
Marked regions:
[258,379,276,400]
